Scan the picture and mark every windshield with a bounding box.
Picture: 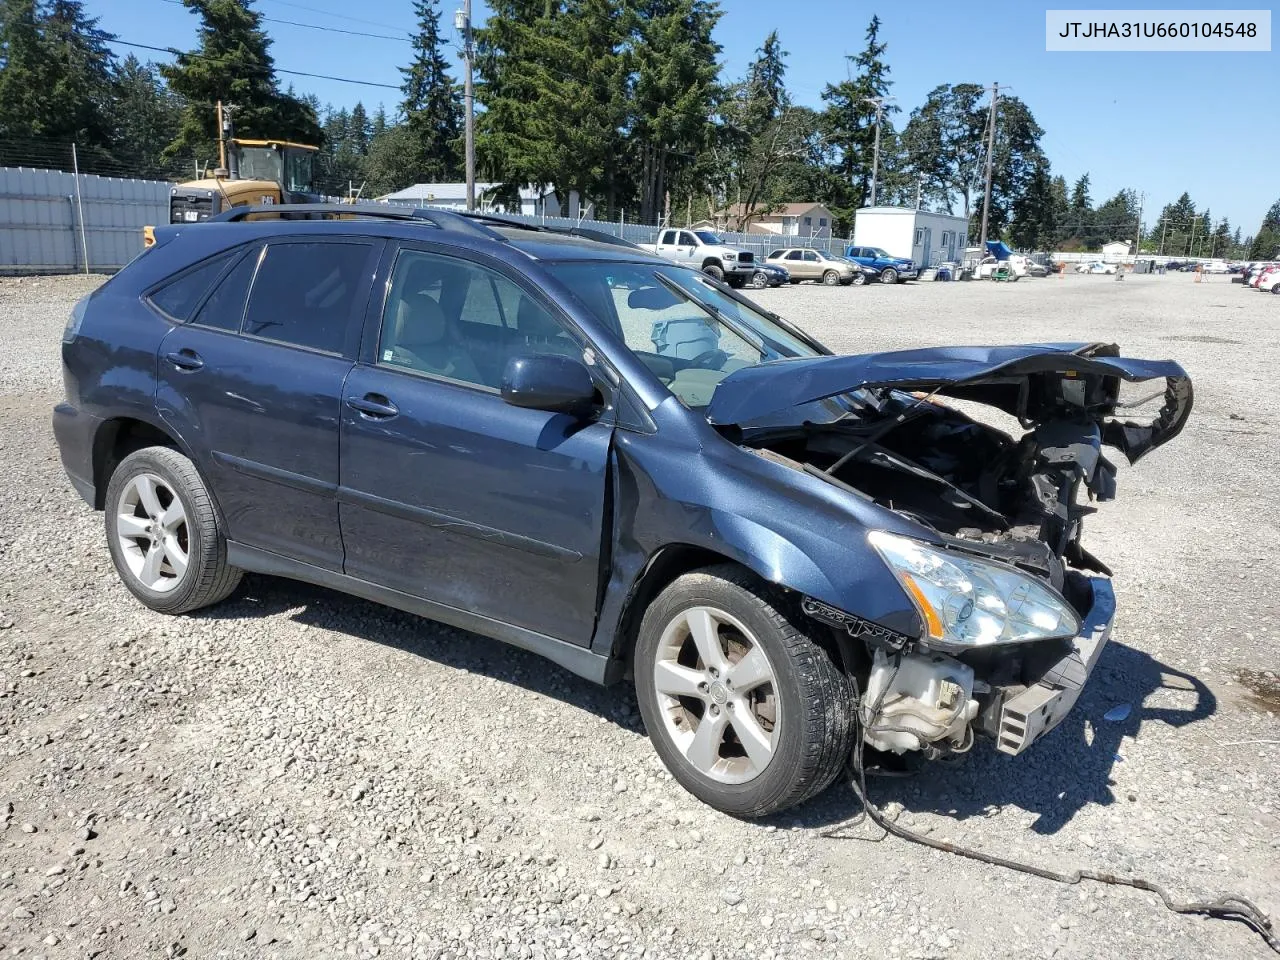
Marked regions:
[546,261,822,408]
[693,231,723,245]
[283,149,313,193]
[235,146,283,184]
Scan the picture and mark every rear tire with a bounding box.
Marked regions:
[702,263,724,282]
[634,564,854,817]
[1271,283,1280,295]
[880,268,898,284]
[104,446,242,615]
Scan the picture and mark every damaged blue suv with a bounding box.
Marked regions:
[53,205,1192,817]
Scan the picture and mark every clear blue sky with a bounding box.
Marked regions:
[93,0,1277,235]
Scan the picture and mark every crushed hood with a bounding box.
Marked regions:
[707,342,1193,464]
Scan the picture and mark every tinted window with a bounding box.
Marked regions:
[192,247,260,331]
[147,252,235,320]
[803,251,819,262]
[767,249,785,259]
[660,230,677,245]
[785,250,802,261]
[242,241,375,354]
[379,250,578,390]
[679,232,698,246]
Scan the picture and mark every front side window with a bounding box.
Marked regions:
[242,241,375,354]
[803,251,819,262]
[679,231,699,246]
[547,261,821,409]
[379,249,580,390]
[284,150,313,193]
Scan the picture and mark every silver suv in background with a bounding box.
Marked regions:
[766,248,858,285]
[640,229,757,287]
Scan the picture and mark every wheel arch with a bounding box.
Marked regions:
[701,256,723,272]
[91,415,197,510]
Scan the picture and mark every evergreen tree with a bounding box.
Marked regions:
[110,55,184,177]
[0,0,117,148]
[160,0,321,162]
[400,0,461,182]
[1008,156,1054,250]
[900,83,987,217]
[820,15,896,223]
[626,0,720,223]
[1093,189,1138,247]
[370,104,388,139]
[1061,173,1093,248]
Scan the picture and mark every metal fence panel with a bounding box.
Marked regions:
[0,167,168,274]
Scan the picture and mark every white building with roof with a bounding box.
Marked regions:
[376,182,587,219]
[853,206,970,267]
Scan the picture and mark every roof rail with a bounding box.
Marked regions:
[451,211,647,250]
[206,203,506,243]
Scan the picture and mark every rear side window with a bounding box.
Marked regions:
[242,241,376,354]
[192,247,261,332]
[147,251,235,320]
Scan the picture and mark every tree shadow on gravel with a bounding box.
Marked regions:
[781,640,1217,836]
[192,573,642,729]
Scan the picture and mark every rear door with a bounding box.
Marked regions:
[156,236,382,570]
[337,244,613,645]
[783,249,810,279]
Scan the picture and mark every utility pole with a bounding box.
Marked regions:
[1159,217,1169,255]
[977,82,999,257]
[1133,191,1144,258]
[457,1,476,212]
[1185,215,1201,256]
[863,96,894,207]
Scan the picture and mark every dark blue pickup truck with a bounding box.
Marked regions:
[844,245,918,284]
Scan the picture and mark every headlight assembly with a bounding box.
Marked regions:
[868,531,1081,650]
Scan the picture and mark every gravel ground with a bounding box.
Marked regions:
[1,270,1278,960]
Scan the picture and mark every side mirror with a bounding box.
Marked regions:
[500,353,597,415]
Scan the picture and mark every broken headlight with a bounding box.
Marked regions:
[868,531,1080,649]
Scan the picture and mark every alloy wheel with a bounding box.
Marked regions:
[652,605,780,784]
[114,473,189,592]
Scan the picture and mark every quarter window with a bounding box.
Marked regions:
[379,250,579,390]
[147,251,236,321]
[242,241,376,354]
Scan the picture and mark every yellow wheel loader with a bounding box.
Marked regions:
[144,102,321,247]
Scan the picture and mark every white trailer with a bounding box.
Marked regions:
[852,206,969,267]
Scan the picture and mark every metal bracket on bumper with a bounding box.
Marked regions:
[995,578,1116,755]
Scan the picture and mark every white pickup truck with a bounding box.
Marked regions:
[639,228,758,287]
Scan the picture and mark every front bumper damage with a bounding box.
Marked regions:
[810,575,1117,759]
[983,577,1115,755]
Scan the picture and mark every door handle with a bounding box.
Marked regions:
[164,349,204,371]
[346,393,399,420]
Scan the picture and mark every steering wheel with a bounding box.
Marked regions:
[688,349,730,370]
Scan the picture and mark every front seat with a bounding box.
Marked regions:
[389,262,482,385]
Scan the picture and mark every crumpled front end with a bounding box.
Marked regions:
[726,342,1190,760]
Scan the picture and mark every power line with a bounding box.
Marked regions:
[109,38,401,90]
[257,0,407,32]
[157,0,408,42]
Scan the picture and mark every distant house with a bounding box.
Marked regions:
[708,202,836,238]
[376,182,589,219]
[853,206,969,266]
[1101,240,1133,262]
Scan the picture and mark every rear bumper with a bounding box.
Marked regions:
[986,577,1116,755]
[52,402,100,506]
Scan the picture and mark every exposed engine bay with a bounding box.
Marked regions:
[718,342,1193,760]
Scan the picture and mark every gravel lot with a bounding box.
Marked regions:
[1,270,1277,960]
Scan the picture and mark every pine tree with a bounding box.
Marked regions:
[1009,156,1053,250]
[400,0,461,182]
[628,0,722,223]
[0,0,117,148]
[820,16,897,222]
[160,0,321,162]
[110,55,184,177]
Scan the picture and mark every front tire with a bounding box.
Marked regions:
[104,446,242,614]
[851,271,867,286]
[634,565,854,817]
[822,270,840,286]
[1271,283,1280,295]
[748,270,768,289]
[879,267,898,284]
[702,263,724,282]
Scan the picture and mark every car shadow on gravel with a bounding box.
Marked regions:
[784,640,1217,836]
[195,574,643,728]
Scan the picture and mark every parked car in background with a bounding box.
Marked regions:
[1026,261,1049,278]
[765,248,857,285]
[844,245,918,284]
[1203,260,1230,274]
[1163,260,1186,272]
[52,202,1194,818]
[1254,266,1280,293]
[837,257,880,285]
[747,261,789,289]
[639,228,756,287]
[1075,261,1117,275]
